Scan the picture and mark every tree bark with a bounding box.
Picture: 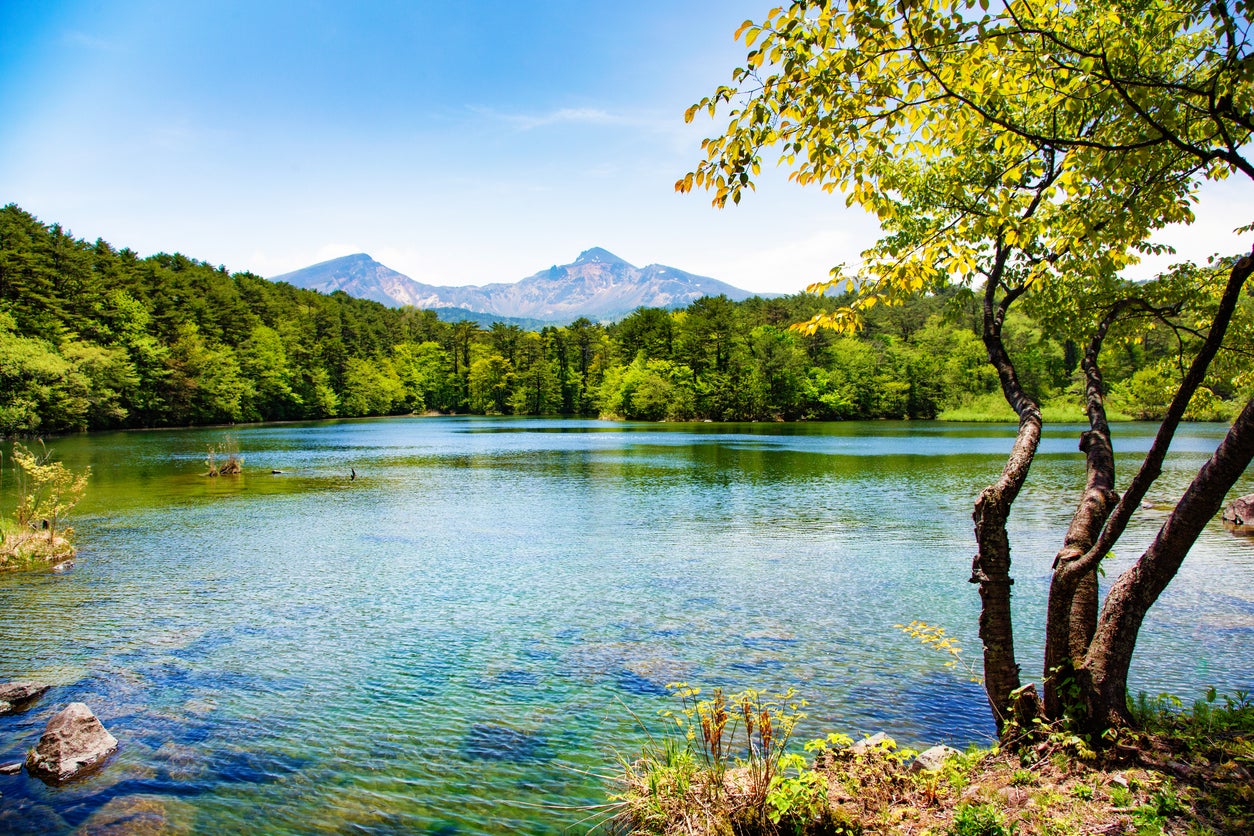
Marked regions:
[1050,250,1254,597]
[1037,249,1254,730]
[1043,304,1122,717]
[973,266,1038,734]
[1086,397,1254,728]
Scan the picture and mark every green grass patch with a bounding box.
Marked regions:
[937,392,1135,423]
[611,687,1254,835]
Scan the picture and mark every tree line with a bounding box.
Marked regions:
[2,203,1249,437]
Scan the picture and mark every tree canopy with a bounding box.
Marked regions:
[680,0,1252,328]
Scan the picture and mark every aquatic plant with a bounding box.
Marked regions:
[204,437,243,477]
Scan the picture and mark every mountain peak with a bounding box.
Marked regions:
[312,252,376,267]
[574,247,631,267]
[273,248,764,324]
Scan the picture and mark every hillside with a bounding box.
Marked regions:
[270,247,761,322]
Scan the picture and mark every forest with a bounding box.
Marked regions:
[2,203,1247,436]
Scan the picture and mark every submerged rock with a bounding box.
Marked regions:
[1223,494,1254,533]
[75,793,195,836]
[26,702,119,784]
[463,722,548,763]
[911,744,960,772]
[0,682,49,715]
[0,802,67,834]
[153,741,205,782]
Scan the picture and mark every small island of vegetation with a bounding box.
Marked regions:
[0,443,89,570]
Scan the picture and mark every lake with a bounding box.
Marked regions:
[1,417,1252,834]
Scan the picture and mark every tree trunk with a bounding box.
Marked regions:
[1043,249,1254,728]
[1086,397,1254,728]
[1051,252,1254,592]
[973,270,1037,733]
[1043,305,1121,717]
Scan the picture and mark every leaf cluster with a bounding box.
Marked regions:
[681,0,1251,332]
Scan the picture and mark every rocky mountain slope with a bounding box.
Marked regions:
[270,247,760,322]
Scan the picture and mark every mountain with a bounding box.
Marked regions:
[270,247,761,323]
[267,253,446,308]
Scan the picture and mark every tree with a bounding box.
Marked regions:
[393,340,453,413]
[340,357,403,416]
[161,323,249,425]
[448,321,479,411]
[682,0,1254,735]
[10,442,90,547]
[748,324,808,419]
[239,324,301,420]
[509,332,561,415]
[0,311,72,434]
[468,353,513,415]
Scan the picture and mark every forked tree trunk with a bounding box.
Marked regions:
[973,271,1038,733]
[1043,305,1122,717]
[1086,397,1254,728]
[1044,249,1254,730]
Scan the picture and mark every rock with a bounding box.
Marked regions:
[997,785,1029,806]
[153,742,204,782]
[0,681,50,714]
[910,744,960,772]
[850,732,895,754]
[1223,493,1254,526]
[0,803,68,833]
[25,703,119,784]
[1167,760,1194,778]
[0,762,21,775]
[75,793,194,836]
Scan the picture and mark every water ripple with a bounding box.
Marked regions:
[1,418,1250,834]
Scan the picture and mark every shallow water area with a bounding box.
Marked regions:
[1,417,1252,834]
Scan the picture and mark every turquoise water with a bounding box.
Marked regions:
[1,417,1251,833]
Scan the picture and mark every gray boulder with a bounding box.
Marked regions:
[911,744,961,772]
[0,682,49,715]
[25,703,118,783]
[849,732,894,754]
[1222,494,1254,531]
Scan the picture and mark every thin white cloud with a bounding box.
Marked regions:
[471,104,681,136]
[61,31,123,52]
[475,106,624,131]
[313,243,363,262]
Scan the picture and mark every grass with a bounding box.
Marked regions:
[610,689,1254,835]
[0,517,76,570]
[936,392,1136,423]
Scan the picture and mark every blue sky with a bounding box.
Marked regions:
[1,1,1249,295]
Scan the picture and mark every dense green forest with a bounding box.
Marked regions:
[0,203,1246,435]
